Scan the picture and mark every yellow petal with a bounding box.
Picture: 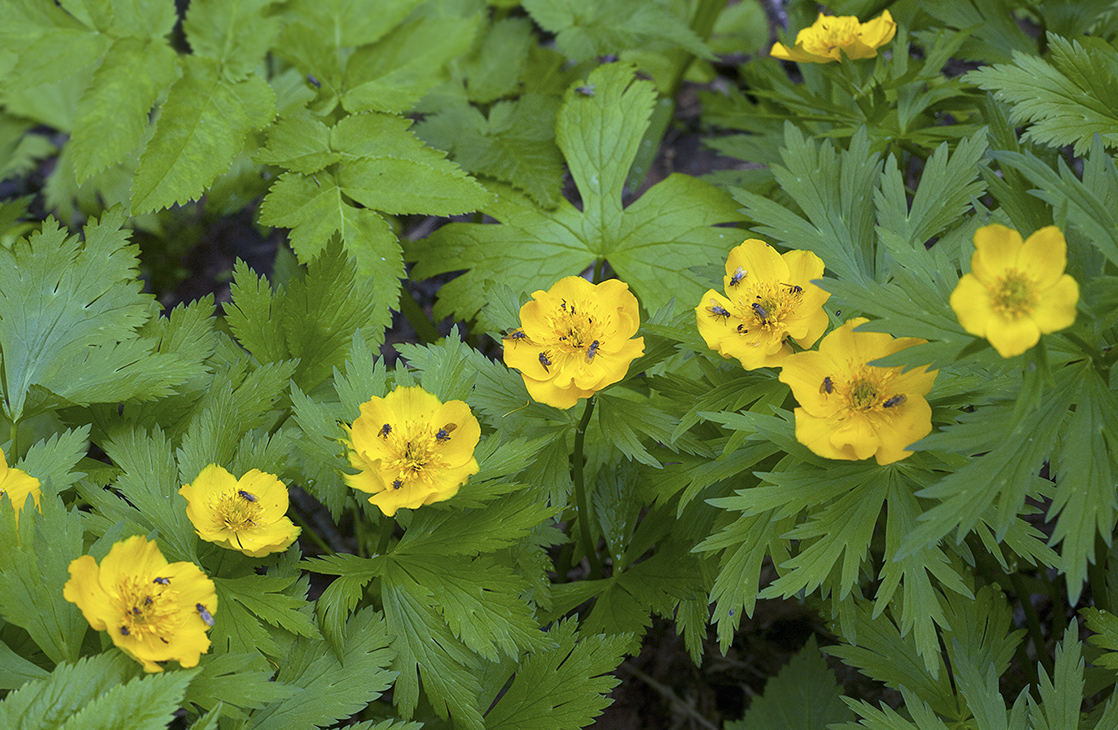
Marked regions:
[871,396,931,465]
[971,224,1023,283]
[431,400,482,466]
[1018,226,1068,289]
[949,273,996,338]
[778,350,845,419]
[986,315,1041,358]
[522,374,586,409]
[63,555,112,631]
[795,409,859,461]
[1031,275,1079,333]
[859,10,897,48]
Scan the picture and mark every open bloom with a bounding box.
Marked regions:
[344,387,481,517]
[63,535,217,672]
[771,10,896,63]
[950,224,1079,358]
[696,239,830,370]
[179,465,300,557]
[778,318,937,465]
[503,276,645,409]
[0,447,41,527]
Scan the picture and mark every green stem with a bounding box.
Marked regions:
[1008,571,1055,680]
[288,506,334,556]
[398,287,441,344]
[592,259,604,285]
[375,518,395,556]
[572,397,601,577]
[8,419,17,459]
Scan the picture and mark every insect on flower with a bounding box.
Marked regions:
[436,423,457,443]
[882,394,906,408]
[153,577,170,585]
[786,283,803,295]
[503,330,530,347]
[586,340,600,361]
[539,352,552,372]
[729,267,746,287]
[707,299,731,319]
[237,490,257,503]
[820,376,834,395]
[752,302,769,324]
[378,423,392,438]
[196,603,215,627]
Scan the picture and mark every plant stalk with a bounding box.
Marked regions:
[572,396,601,577]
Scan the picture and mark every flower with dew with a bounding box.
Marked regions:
[63,535,217,673]
[344,386,481,517]
[778,318,937,465]
[503,276,645,409]
[771,10,896,63]
[179,464,301,557]
[949,224,1079,358]
[696,239,830,370]
[0,447,41,527]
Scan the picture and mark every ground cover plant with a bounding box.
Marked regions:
[2,0,1118,728]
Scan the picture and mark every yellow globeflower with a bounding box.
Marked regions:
[696,239,830,370]
[344,387,481,517]
[949,224,1079,358]
[771,10,896,63]
[63,535,217,673]
[778,318,937,465]
[503,276,645,409]
[0,447,41,527]
[179,464,301,557]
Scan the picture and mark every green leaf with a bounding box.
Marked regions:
[727,636,853,730]
[1050,366,1118,603]
[183,0,280,79]
[461,17,533,103]
[415,94,564,208]
[17,426,90,495]
[302,554,383,652]
[0,636,49,690]
[254,110,339,174]
[182,653,297,719]
[1029,623,1085,730]
[214,573,322,654]
[382,560,484,729]
[0,493,88,665]
[965,36,1118,155]
[245,608,395,730]
[483,618,628,730]
[0,210,204,421]
[8,27,111,91]
[411,64,744,319]
[397,491,555,557]
[343,15,481,113]
[0,653,196,730]
[132,57,276,213]
[1084,607,1118,671]
[70,38,177,182]
[522,0,714,63]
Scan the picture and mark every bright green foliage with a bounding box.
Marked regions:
[0,653,195,730]
[0,208,206,422]
[412,62,744,320]
[726,637,852,730]
[482,619,629,730]
[966,35,1118,155]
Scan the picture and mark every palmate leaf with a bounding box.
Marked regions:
[245,608,395,730]
[0,209,205,422]
[411,63,744,320]
[521,0,713,63]
[132,57,275,213]
[183,0,280,80]
[0,652,196,730]
[0,492,87,666]
[966,35,1118,155]
[183,652,297,720]
[483,618,628,730]
[727,637,852,730]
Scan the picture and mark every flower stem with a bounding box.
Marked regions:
[592,258,604,285]
[572,396,601,577]
[1090,533,1110,613]
[375,517,395,556]
[1008,570,1055,680]
[288,506,334,556]
[8,419,17,459]
[398,286,441,344]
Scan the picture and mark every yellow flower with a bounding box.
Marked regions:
[344,387,481,517]
[771,10,896,63]
[949,224,1079,358]
[696,239,830,370]
[778,318,937,465]
[503,276,645,409]
[63,535,217,673]
[179,464,301,557]
[0,447,41,527]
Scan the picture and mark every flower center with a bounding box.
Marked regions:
[114,576,181,641]
[808,17,860,53]
[380,422,454,489]
[213,492,261,535]
[547,298,608,358]
[732,282,804,331]
[838,365,903,413]
[989,270,1038,318]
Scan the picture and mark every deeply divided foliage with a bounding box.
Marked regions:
[3,0,1118,729]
